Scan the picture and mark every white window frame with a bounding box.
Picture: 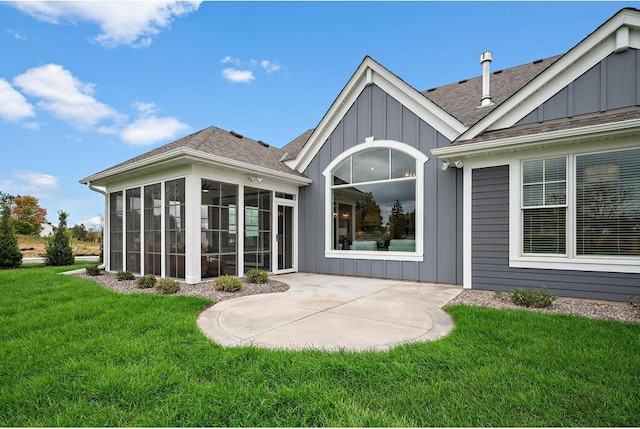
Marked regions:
[509,146,640,273]
[322,137,428,262]
[520,156,568,256]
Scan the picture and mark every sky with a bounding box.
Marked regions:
[0,0,636,229]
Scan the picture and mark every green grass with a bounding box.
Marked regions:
[1,265,639,426]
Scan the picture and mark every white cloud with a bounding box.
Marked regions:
[220,57,282,82]
[15,171,59,189]
[133,101,157,115]
[7,29,27,40]
[261,60,281,73]
[120,116,189,146]
[11,1,201,48]
[222,68,255,83]
[0,171,60,202]
[13,64,122,130]
[0,79,35,122]
[76,216,103,229]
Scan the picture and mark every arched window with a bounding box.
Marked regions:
[323,139,427,261]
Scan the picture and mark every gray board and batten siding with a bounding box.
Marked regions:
[472,166,640,302]
[518,49,640,125]
[298,83,463,284]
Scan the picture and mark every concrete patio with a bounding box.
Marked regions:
[197,273,463,352]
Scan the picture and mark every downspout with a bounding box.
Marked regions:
[86,181,107,269]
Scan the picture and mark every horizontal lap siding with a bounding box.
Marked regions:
[471,166,640,301]
[299,84,462,284]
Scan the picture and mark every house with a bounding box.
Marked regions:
[80,8,640,302]
[39,223,53,238]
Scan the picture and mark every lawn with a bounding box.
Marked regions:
[1,264,638,427]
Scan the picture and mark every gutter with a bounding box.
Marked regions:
[84,181,106,269]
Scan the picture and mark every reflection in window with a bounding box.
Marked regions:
[201,179,237,278]
[331,148,417,252]
[576,148,640,256]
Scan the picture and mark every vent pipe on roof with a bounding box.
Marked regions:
[480,51,493,107]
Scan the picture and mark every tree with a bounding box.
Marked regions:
[0,191,14,207]
[0,203,22,268]
[44,211,74,266]
[12,196,47,236]
[387,199,407,239]
[70,223,88,241]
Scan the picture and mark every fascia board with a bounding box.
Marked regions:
[458,9,640,141]
[80,148,311,186]
[431,117,640,159]
[79,148,186,184]
[292,57,466,173]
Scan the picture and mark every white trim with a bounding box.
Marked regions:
[323,138,429,175]
[273,198,298,274]
[140,185,145,276]
[105,192,111,272]
[432,118,640,159]
[459,9,640,141]
[462,165,472,289]
[322,139,426,262]
[509,258,640,274]
[237,185,245,276]
[325,250,423,262]
[80,147,312,187]
[185,173,201,284]
[160,181,166,278]
[291,57,465,173]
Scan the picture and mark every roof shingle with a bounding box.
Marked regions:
[422,55,561,126]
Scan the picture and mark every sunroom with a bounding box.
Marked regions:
[80,127,311,284]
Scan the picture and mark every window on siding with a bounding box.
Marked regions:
[331,148,417,253]
[576,148,640,256]
[522,157,567,254]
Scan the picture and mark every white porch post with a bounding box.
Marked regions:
[237,185,245,276]
[185,173,201,284]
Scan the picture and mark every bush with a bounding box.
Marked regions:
[215,275,242,292]
[0,203,22,268]
[246,269,268,284]
[508,286,557,308]
[136,275,156,289]
[154,278,180,294]
[44,211,74,266]
[85,265,101,276]
[116,271,135,281]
